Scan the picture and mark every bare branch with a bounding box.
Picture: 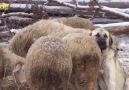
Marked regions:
[90,8,100,20]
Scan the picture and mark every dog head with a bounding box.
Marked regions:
[90,28,113,51]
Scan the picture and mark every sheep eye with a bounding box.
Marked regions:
[104,34,107,38]
[95,33,100,37]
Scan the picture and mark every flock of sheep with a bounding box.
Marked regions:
[0,17,128,90]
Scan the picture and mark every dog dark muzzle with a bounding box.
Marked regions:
[97,39,107,50]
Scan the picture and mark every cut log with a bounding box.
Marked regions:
[0,31,14,39]
[106,26,129,34]
[92,18,123,24]
[95,22,129,34]
[1,12,34,18]
[7,2,129,20]
[5,17,36,28]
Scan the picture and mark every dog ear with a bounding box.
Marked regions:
[109,34,113,48]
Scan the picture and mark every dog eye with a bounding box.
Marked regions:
[104,34,107,38]
[95,33,100,37]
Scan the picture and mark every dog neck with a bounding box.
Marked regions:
[99,47,115,69]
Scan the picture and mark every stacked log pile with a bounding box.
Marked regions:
[0,0,129,40]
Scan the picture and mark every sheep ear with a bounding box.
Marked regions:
[13,61,26,84]
[13,63,23,73]
[13,60,24,73]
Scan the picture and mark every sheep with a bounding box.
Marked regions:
[53,16,95,30]
[8,19,91,57]
[25,36,72,90]
[0,45,25,79]
[62,32,102,90]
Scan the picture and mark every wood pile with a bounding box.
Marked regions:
[0,0,129,39]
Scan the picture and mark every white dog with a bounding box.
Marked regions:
[91,28,127,90]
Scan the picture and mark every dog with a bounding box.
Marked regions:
[91,28,126,90]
